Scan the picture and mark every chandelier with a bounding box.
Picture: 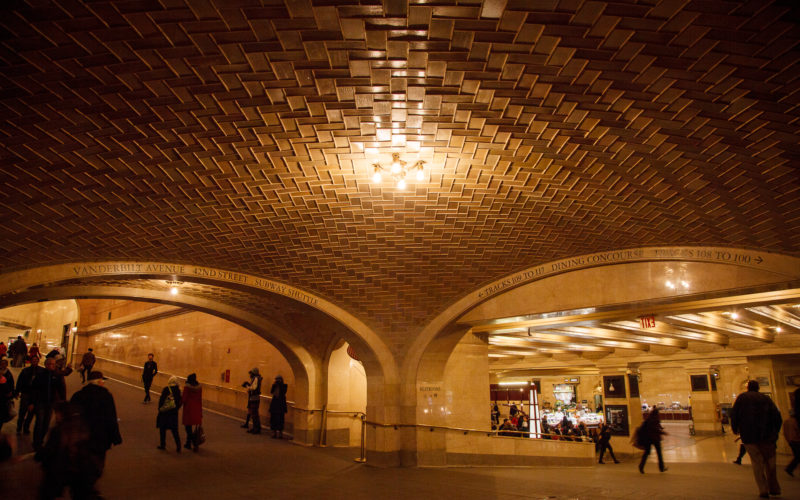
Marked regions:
[371,153,426,189]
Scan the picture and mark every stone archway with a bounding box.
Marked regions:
[402,246,800,466]
[0,261,400,456]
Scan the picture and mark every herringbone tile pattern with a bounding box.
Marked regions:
[1,1,799,340]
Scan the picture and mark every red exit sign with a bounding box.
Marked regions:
[639,315,656,328]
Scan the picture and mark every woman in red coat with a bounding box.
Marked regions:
[182,373,203,451]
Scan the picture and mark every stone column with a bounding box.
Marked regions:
[597,363,642,455]
[686,363,719,435]
[414,330,489,466]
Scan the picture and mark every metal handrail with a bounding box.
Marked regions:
[362,420,594,443]
[94,356,368,415]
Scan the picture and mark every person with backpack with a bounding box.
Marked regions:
[156,376,182,452]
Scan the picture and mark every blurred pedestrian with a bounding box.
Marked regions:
[638,408,667,473]
[269,375,288,439]
[31,356,69,450]
[597,423,619,464]
[731,380,782,498]
[784,410,800,477]
[15,355,45,435]
[68,371,122,496]
[10,336,27,367]
[156,376,182,452]
[35,402,90,500]
[182,373,203,451]
[716,403,726,433]
[733,438,747,464]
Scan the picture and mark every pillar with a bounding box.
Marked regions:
[686,362,720,435]
[598,363,643,455]
[414,331,489,466]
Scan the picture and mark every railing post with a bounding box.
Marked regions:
[354,414,367,463]
[318,404,327,447]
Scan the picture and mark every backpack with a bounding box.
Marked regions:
[159,389,176,413]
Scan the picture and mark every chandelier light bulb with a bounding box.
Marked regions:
[731,312,739,320]
[371,153,426,189]
[170,286,179,296]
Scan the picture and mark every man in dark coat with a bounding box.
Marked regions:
[269,375,288,439]
[731,380,782,498]
[69,370,122,496]
[10,336,27,367]
[15,354,45,435]
[141,353,158,403]
[30,356,69,450]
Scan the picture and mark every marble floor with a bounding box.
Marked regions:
[1,371,797,499]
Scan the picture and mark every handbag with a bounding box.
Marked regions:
[194,425,206,446]
[159,391,176,413]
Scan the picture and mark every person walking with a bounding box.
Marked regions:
[36,402,90,500]
[716,403,726,433]
[15,355,45,435]
[638,408,667,473]
[0,341,7,359]
[10,336,27,367]
[269,375,288,439]
[182,373,203,451]
[79,348,96,384]
[0,359,15,432]
[597,423,619,464]
[730,380,782,498]
[68,371,123,497]
[784,410,800,477]
[733,438,747,465]
[156,376,183,452]
[242,368,263,434]
[141,353,158,403]
[30,356,69,450]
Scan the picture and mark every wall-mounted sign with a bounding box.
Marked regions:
[639,315,656,328]
[564,377,580,383]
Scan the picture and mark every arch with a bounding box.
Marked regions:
[0,285,318,406]
[0,261,398,390]
[403,246,800,399]
[0,261,401,456]
[399,246,800,465]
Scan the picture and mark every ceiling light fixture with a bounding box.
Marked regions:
[371,153,426,189]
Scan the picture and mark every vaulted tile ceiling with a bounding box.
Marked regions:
[1,1,799,337]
